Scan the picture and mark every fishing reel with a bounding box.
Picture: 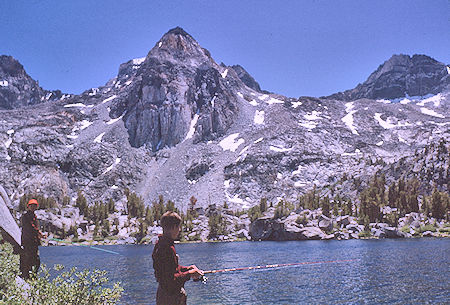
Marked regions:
[193,275,208,284]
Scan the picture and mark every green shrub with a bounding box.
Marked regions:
[358,231,371,238]
[400,225,410,233]
[295,215,308,226]
[0,238,123,304]
[418,224,437,233]
[438,226,450,233]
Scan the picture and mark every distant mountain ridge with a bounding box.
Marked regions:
[0,27,448,214]
[325,54,450,101]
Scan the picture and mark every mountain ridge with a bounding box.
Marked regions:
[0,27,448,215]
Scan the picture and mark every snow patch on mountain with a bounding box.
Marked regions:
[64,103,87,108]
[291,101,302,108]
[0,80,8,87]
[400,98,412,105]
[374,113,412,129]
[184,114,199,140]
[224,180,230,188]
[254,110,264,125]
[304,111,321,121]
[103,157,121,174]
[299,121,318,130]
[342,102,359,135]
[417,94,443,107]
[102,95,117,104]
[94,132,105,143]
[132,57,145,70]
[79,120,93,130]
[4,138,12,149]
[106,114,124,125]
[258,94,269,101]
[225,191,250,209]
[266,97,284,105]
[269,145,292,152]
[219,133,245,152]
[249,100,258,106]
[420,107,445,118]
[221,69,228,78]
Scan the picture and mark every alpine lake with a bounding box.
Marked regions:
[40,238,449,304]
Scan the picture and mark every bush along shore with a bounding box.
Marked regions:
[14,172,449,246]
[0,235,123,304]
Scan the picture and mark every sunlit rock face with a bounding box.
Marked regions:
[109,27,244,151]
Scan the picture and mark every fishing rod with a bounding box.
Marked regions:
[49,237,120,255]
[195,259,358,283]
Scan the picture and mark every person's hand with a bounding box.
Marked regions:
[189,266,204,280]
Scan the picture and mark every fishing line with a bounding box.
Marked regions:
[195,259,358,283]
[49,237,120,255]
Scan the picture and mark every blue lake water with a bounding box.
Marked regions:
[40,239,449,304]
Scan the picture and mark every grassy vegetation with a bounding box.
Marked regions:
[418,224,437,233]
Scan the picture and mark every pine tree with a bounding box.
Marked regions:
[259,197,267,213]
[102,220,111,238]
[431,188,445,219]
[321,196,330,217]
[108,198,115,213]
[76,191,88,216]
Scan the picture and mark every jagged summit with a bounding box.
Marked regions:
[0,55,62,109]
[166,26,193,38]
[326,54,449,101]
[0,55,27,77]
[147,26,212,64]
[230,64,262,92]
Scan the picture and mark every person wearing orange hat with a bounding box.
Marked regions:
[20,198,45,279]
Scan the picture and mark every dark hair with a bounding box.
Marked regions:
[160,211,182,229]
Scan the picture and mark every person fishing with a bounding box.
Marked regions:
[152,211,203,305]
[20,198,45,279]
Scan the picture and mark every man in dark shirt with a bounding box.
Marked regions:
[152,211,203,305]
[20,199,44,279]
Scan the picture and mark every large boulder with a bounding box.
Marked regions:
[249,216,275,240]
[336,215,350,227]
[346,224,364,233]
[318,215,333,231]
[299,227,326,240]
[371,228,386,238]
[382,227,407,238]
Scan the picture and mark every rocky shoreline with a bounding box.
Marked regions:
[35,203,448,247]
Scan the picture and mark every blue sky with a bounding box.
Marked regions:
[1,1,449,97]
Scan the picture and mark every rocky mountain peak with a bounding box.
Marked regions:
[0,55,27,78]
[230,64,262,92]
[105,27,244,152]
[326,54,449,101]
[0,55,62,109]
[146,27,213,65]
